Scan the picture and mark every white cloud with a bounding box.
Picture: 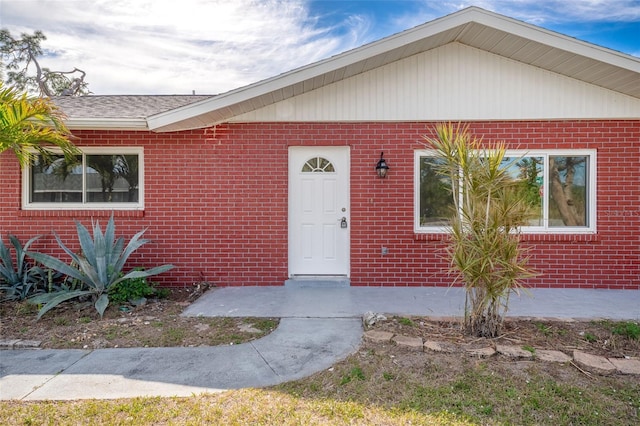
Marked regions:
[439,0,640,23]
[2,0,358,94]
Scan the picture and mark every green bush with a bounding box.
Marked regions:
[108,271,156,305]
[27,215,173,319]
[0,235,46,302]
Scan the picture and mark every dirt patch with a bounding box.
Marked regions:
[0,289,279,349]
[369,315,639,359]
[1,292,637,359]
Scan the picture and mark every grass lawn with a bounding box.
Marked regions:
[1,344,638,425]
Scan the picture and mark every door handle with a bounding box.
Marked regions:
[340,217,348,228]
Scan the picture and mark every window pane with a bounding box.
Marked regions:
[302,157,335,172]
[419,157,454,226]
[548,156,588,227]
[86,154,139,203]
[503,156,544,226]
[30,155,82,203]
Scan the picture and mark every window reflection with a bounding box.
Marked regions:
[29,153,139,204]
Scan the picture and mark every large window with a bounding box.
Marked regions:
[23,147,143,209]
[415,149,596,233]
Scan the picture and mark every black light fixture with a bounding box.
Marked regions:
[375,151,389,178]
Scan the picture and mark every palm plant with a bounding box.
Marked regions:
[27,215,173,319]
[0,235,45,302]
[0,81,79,168]
[423,123,537,337]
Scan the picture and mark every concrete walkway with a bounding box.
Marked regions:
[1,287,638,401]
[182,286,640,320]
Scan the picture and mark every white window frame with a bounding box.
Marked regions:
[22,146,144,210]
[414,149,597,234]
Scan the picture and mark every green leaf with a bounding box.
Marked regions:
[27,251,87,284]
[95,293,109,318]
[91,220,109,286]
[111,264,174,288]
[75,256,103,291]
[104,215,116,264]
[114,229,148,273]
[76,220,96,269]
[29,290,92,320]
[0,237,18,283]
[53,232,83,266]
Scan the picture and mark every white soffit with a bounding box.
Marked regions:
[147,6,640,132]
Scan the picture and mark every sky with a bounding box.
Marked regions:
[1,0,639,95]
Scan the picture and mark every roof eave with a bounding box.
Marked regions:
[66,118,149,131]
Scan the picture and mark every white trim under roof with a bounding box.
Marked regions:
[65,118,148,131]
[141,6,639,132]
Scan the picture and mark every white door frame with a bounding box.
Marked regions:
[288,146,350,277]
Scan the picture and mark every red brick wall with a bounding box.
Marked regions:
[1,120,638,289]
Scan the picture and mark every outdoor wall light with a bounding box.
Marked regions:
[375,151,389,178]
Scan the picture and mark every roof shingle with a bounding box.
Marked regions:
[53,95,215,119]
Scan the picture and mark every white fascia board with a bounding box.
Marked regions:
[65,118,148,131]
[467,7,640,72]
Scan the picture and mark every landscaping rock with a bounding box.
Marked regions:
[423,341,444,352]
[573,350,616,375]
[363,330,394,343]
[13,339,42,349]
[535,349,572,363]
[466,347,496,358]
[362,312,387,328]
[496,345,534,359]
[392,335,423,351]
[91,338,109,349]
[424,340,460,354]
[0,339,21,349]
[195,323,212,332]
[608,358,640,375]
[237,323,261,334]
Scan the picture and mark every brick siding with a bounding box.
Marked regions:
[1,120,638,289]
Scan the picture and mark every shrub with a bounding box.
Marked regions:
[422,123,537,337]
[28,215,173,319]
[0,235,46,302]
[108,270,157,305]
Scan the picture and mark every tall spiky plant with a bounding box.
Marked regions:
[28,215,173,319]
[423,123,537,337]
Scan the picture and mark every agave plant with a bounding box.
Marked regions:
[0,235,46,302]
[27,215,173,319]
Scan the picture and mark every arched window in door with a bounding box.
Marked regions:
[301,157,335,173]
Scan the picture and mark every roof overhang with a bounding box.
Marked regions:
[146,6,640,133]
[65,118,149,131]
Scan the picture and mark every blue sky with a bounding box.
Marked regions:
[1,0,638,95]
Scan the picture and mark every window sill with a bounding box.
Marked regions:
[414,232,599,243]
[18,210,145,218]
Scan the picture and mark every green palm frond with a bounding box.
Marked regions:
[423,123,538,337]
[0,82,79,168]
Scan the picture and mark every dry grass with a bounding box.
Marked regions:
[0,389,472,425]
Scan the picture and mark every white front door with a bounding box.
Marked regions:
[289,146,350,277]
